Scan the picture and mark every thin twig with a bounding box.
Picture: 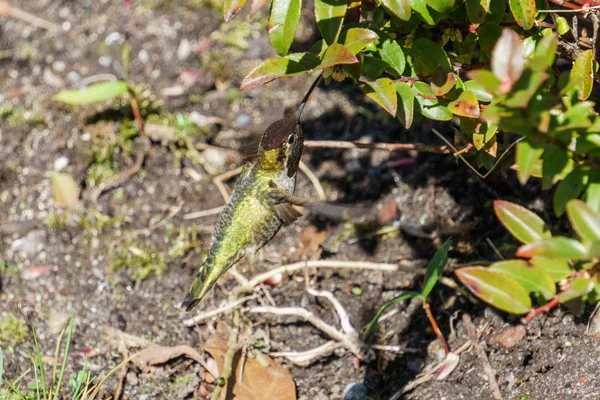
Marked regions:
[183,296,256,326]
[422,301,449,355]
[213,166,244,202]
[299,161,327,201]
[539,4,600,12]
[211,310,240,400]
[462,314,502,400]
[306,288,356,334]
[303,140,453,154]
[88,150,146,201]
[4,4,60,31]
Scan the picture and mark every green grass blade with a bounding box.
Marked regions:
[32,328,47,399]
[363,291,420,341]
[421,238,453,299]
[53,313,75,400]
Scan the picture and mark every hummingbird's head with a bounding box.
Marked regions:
[257,112,304,177]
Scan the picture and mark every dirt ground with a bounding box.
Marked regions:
[2,1,600,399]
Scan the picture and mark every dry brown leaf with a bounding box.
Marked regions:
[377,200,398,225]
[204,336,296,400]
[298,225,326,260]
[133,344,204,374]
[51,171,80,208]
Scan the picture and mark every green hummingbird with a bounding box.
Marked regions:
[181,76,321,311]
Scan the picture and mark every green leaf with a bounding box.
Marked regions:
[541,145,572,190]
[318,43,359,69]
[489,259,556,300]
[478,22,503,58]
[411,38,452,76]
[516,237,588,259]
[487,0,505,23]
[463,80,493,102]
[448,90,480,118]
[504,70,549,108]
[365,78,398,116]
[426,0,455,13]
[569,50,594,101]
[412,81,453,121]
[515,140,543,185]
[381,0,411,21]
[509,0,537,30]
[396,82,415,129]
[431,68,457,96]
[363,291,420,340]
[51,172,80,208]
[467,0,491,23]
[380,38,405,76]
[566,199,600,243]
[472,121,497,150]
[455,267,532,314]
[315,0,348,45]
[421,239,452,299]
[54,80,128,105]
[224,0,248,22]
[585,183,600,212]
[531,33,557,71]
[411,0,438,25]
[362,55,390,78]
[554,169,587,216]
[269,0,302,56]
[468,70,500,95]
[556,16,570,35]
[339,28,379,54]
[559,277,594,303]
[494,200,550,243]
[241,53,320,90]
[530,258,571,282]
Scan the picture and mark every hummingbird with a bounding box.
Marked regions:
[181,76,321,311]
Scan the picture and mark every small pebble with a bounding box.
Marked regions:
[235,113,251,127]
[54,156,69,171]
[99,56,112,67]
[138,49,150,64]
[177,38,192,60]
[67,71,81,83]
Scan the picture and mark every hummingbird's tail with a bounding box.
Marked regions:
[181,264,214,312]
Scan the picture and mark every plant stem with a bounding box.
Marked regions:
[523,295,561,323]
[211,309,240,400]
[422,301,449,356]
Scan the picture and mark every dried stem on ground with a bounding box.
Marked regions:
[462,314,502,400]
[422,301,449,355]
[303,140,453,154]
[210,309,241,400]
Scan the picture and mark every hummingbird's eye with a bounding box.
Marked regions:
[288,135,295,144]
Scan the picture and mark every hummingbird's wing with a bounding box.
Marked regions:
[264,180,304,225]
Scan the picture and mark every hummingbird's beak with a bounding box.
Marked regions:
[181,295,200,312]
[297,73,322,119]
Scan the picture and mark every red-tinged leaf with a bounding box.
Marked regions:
[224,0,248,22]
[339,28,379,55]
[489,260,556,300]
[412,81,453,121]
[395,82,415,129]
[492,28,524,93]
[494,200,551,244]
[269,0,302,56]
[468,70,500,95]
[559,277,594,303]
[241,53,320,90]
[365,78,398,116]
[430,68,457,96]
[251,0,271,16]
[448,90,480,118]
[51,172,80,208]
[455,267,532,314]
[317,43,359,70]
[509,0,536,30]
[380,0,411,21]
[530,258,571,282]
[515,140,543,185]
[569,50,594,101]
[566,199,600,243]
[516,237,588,259]
[435,353,460,380]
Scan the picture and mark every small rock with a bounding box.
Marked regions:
[11,230,43,254]
[177,38,192,60]
[138,49,150,64]
[202,148,228,171]
[235,113,251,127]
[99,56,112,68]
[160,85,186,97]
[188,111,224,128]
[126,371,139,386]
[489,325,527,350]
[105,31,123,45]
[52,60,66,72]
[343,383,369,400]
[66,71,81,83]
[43,68,64,88]
[54,156,69,171]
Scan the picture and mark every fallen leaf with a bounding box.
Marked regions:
[489,325,526,350]
[51,172,80,208]
[298,225,326,260]
[133,344,205,374]
[435,352,460,380]
[204,336,296,400]
[22,265,53,280]
[377,200,398,225]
